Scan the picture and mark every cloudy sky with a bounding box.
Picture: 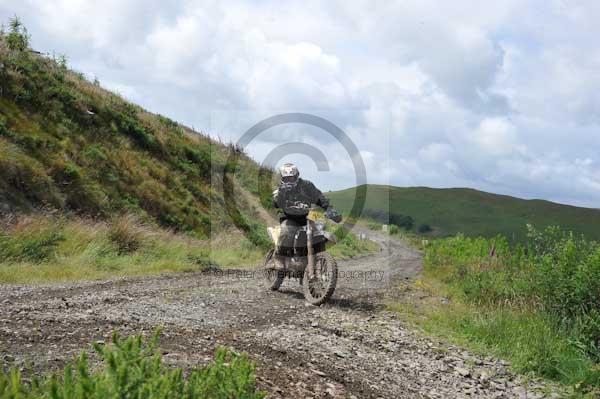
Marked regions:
[2,0,600,207]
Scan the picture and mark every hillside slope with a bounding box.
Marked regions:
[0,21,379,284]
[0,21,273,238]
[329,184,600,241]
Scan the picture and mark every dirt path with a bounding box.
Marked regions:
[0,230,557,398]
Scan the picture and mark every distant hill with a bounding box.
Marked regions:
[0,21,273,238]
[328,185,600,241]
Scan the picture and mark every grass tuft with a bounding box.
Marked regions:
[107,214,152,254]
[0,216,65,263]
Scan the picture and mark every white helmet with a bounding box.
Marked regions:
[280,163,299,184]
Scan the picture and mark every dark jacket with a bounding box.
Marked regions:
[273,178,330,218]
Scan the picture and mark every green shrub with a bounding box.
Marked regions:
[49,160,109,215]
[83,144,108,162]
[157,114,179,129]
[0,140,65,207]
[0,332,265,399]
[62,162,82,181]
[187,253,217,268]
[388,224,399,235]
[257,167,275,210]
[366,221,381,231]
[435,308,600,388]
[0,117,13,138]
[418,224,432,233]
[361,208,414,230]
[184,146,210,173]
[112,111,161,153]
[424,226,600,390]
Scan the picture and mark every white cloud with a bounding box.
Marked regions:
[472,117,521,156]
[418,142,454,163]
[2,0,600,207]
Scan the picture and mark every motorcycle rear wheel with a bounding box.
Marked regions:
[263,249,284,291]
[303,252,337,306]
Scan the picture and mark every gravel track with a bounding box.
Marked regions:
[0,230,559,398]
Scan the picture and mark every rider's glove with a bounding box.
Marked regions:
[325,208,342,223]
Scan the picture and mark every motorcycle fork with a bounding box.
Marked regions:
[306,219,315,279]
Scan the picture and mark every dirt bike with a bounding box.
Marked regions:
[263,210,338,306]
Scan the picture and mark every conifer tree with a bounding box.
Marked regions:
[6,16,29,51]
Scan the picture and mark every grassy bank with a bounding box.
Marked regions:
[0,215,248,284]
[0,332,265,398]
[0,215,377,284]
[390,226,600,397]
[0,18,274,241]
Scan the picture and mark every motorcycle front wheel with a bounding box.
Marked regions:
[263,249,284,291]
[303,252,338,306]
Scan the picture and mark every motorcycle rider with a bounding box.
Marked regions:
[272,163,341,269]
